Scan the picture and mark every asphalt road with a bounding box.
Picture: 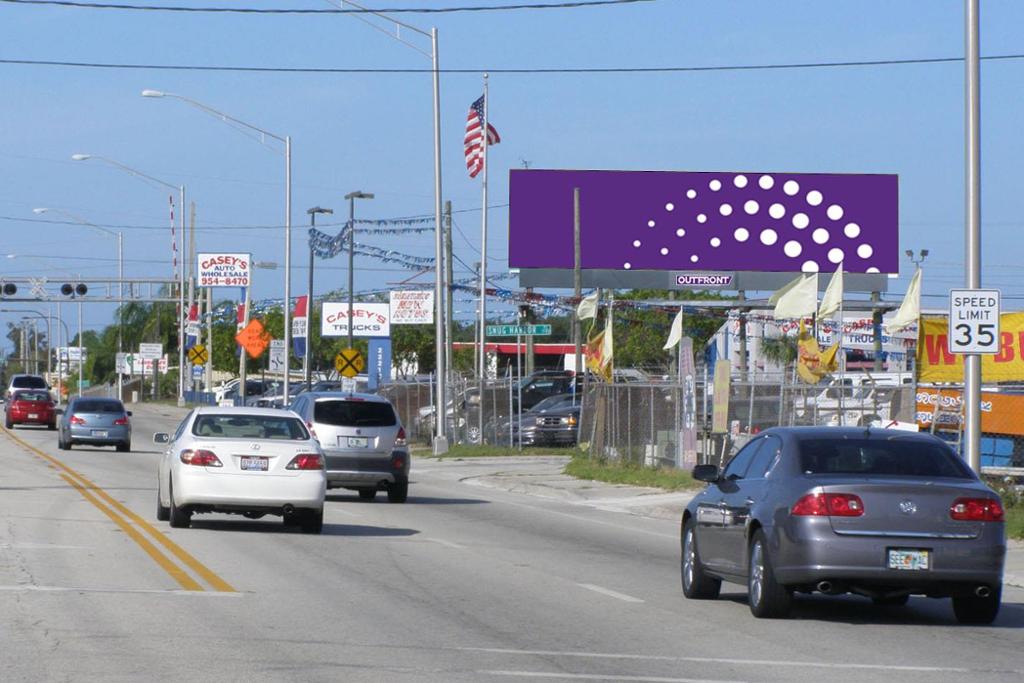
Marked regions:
[1,404,1022,683]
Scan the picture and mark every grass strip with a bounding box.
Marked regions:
[563,455,698,491]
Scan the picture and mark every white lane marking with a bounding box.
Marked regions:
[426,538,466,549]
[456,647,993,674]
[0,543,90,550]
[0,585,244,597]
[576,583,644,603]
[482,672,742,683]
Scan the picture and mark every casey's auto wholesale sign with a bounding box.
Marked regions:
[918,313,1024,382]
[321,302,390,338]
[198,253,251,287]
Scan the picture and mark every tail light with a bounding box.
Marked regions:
[305,421,317,439]
[180,449,223,467]
[391,454,405,470]
[70,415,86,425]
[791,492,864,517]
[950,497,1004,522]
[395,427,407,447]
[286,453,323,470]
[113,416,129,426]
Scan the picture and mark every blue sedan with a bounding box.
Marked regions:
[58,397,132,452]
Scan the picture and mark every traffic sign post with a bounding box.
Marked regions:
[335,348,365,378]
[948,289,1000,355]
[485,324,552,337]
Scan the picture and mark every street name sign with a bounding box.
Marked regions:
[485,324,552,337]
[948,289,1000,354]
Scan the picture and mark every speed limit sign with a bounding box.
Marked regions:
[948,289,1000,354]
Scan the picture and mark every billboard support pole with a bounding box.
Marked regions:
[573,187,582,381]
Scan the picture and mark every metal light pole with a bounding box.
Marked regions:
[2,309,70,399]
[306,206,333,391]
[964,0,982,472]
[32,207,124,401]
[141,90,293,402]
[343,192,373,350]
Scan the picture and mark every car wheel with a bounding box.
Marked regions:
[952,584,1001,624]
[116,441,131,453]
[299,508,323,534]
[282,513,301,527]
[168,479,191,529]
[47,421,56,431]
[387,481,408,504]
[466,425,481,445]
[358,489,377,501]
[4,415,12,429]
[681,517,721,600]
[748,529,792,619]
[872,594,910,606]
[156,483,170,522]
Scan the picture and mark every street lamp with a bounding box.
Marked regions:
[70,153,184,405]
[143,89,293,402]
[343,192,374,350]
[905,249,929,268]
[33,207,124,401]
[306,206,333,391]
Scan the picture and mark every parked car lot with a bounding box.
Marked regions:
[4,389,57,429]
[153,407,326,533]
[681,426,1006,623]
[58,397,132,451]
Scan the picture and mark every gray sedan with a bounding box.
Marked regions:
[58,397,132,451]
[681,427,1006,623]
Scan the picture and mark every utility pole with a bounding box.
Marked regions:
[444,200,454,382]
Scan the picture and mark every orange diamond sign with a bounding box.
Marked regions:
[235,319,271,359]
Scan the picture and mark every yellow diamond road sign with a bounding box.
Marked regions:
[335,348,364,378]
[188,344,209,366]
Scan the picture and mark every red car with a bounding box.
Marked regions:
[5,390,57,430]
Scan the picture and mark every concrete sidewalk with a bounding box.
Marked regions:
[454,455,1024,589]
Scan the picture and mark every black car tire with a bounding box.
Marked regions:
[748,529,792,619]
[387,481,408,504]
[47,421,56,431]
[116,441,131,453]
[4,415,12,429]
[156,483,170,522]
[952,584,1001,624]
[58,433,70,450]
[681,517,721,600]
[282,513,301,527]
[300,508,324,534]
[358,489,377,501]
[168,479,191,529]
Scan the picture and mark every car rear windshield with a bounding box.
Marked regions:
[314,400,396,427]
[798,438,973,479]
[13,376,47,389]
[73,400,125,413]
[192,414,310,440]
[14,391,50,402]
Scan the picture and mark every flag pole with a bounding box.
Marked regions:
[837,266,845,426]
[477,73,489,444]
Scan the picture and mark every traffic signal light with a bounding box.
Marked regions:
[1,282,15,296]
[61,283,88,297]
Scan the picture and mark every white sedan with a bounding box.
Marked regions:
[154,407,327,534]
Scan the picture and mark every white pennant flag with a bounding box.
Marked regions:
[576,291,599,320]
[818,264,844,319]
[887,269,921,332]
[772,274,818,320]
[663,310,684,350]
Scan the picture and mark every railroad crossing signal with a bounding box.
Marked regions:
[188,344,209,366]
[335,348,365,378]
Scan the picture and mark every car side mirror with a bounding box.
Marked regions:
[126,411,133,417]
[692,464,720,483]
[153,433,170,445]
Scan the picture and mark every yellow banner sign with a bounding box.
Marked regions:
[918,313,1024,382]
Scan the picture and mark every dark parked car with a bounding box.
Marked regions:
[681,427,1006,623]
[58,397,132,451]
[5,389,57,429]
[488,393,581,447]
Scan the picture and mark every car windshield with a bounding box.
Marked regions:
[798,438,973,478]
[13,376,47,389]
[73,400,124,413]
[15,391,50,402]
[314,400,396,427]
[529,395,574,413]
[192,414,310,440]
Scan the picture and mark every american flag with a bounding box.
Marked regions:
[464,94,500,179]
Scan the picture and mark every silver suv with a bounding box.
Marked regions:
[5,374,50,402]
[289,392,409,503]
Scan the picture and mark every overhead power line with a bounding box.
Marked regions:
[2,0,655,13]
[2,53,1022,75]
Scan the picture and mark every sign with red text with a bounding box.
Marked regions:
[321,302,390,338]
[918,313,1024,382]
[198,252,251,287]
[389,290,434,325]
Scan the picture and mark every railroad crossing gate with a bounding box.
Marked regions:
[188,344,209,366]
[335,348,364,378]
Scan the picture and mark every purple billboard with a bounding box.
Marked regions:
[509,169,898,273]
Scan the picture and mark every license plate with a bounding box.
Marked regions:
[28,413,38,419]
[887,548,930,571]
[240,456,268,471]
[91,430,108,438]
[345,436,368,448]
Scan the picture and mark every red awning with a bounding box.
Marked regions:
[453,342,575,355]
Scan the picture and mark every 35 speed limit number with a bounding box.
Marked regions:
[948,289,1000,354]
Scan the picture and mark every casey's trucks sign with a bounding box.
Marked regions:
[321,302,390,338]
[198,253,251,287]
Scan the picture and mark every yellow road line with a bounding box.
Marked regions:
[2,426,235,593]
[58,473,203,591]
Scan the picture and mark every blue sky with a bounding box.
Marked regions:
[1,0,1023,346]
